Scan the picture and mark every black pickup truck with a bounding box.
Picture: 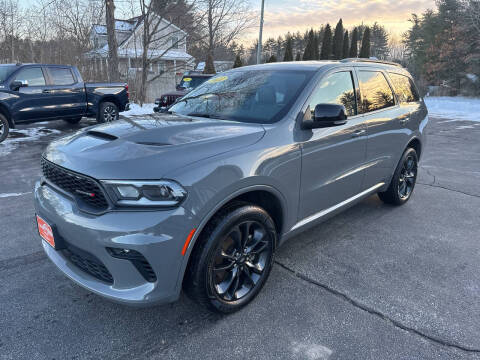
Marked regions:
[0,64,130,142]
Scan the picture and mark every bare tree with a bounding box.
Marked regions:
[461,0,480,35]
[105,0,120,81]
[198,0,254,73]
[0,0,24,62]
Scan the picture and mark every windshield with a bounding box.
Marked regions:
[0,65,16,83]
[178,76,210,90]
[170,70,312,124]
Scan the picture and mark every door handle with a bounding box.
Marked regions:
[42,89,51,94]
[351,129,366,138]
[399,117,410,124]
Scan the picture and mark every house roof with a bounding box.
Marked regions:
[92,19,137,35]
[85,46,193,61]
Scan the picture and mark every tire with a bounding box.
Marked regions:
[63,117,82,124]
[378,147,418,205]
[97,102,119,123]
[0,113,9,143]
[184,204,277,313]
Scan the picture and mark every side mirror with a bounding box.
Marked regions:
[11,80,28,91]
[303,104,348,129]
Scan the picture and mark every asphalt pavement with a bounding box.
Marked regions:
[0,115,479,360]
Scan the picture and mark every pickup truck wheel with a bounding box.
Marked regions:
[378,147,418,205]
[0,113,9,143]
[63,117,82,124]
[184,205,276,313]
[98,102,119,123]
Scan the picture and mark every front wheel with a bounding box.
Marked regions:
[378,147,418,205]
[97,102,119,123]
[0,113,9,143]
[184,205,276,313]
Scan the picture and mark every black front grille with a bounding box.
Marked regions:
[41,158,109,212]
[63,245,113,284]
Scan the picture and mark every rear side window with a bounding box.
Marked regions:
[14,67,46,86]
[389,73,420,103]
[358,71,395,113]
[307,71,357,117]
[48,68,75,85]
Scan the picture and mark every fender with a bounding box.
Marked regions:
[173,184,288,295]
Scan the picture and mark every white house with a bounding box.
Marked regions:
[86,15,194,101]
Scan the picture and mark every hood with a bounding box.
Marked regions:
[43,113,265,180]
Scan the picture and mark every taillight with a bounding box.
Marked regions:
[125,85,129,99]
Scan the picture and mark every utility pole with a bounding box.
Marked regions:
[256,0,265,64]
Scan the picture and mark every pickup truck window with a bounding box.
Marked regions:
[14,67,46,86]
[48,68,75,86]
[0,65,16,83]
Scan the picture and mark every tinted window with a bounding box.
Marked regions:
[14,67,46,86]
[170,70,312,124]
[358,71,395,113]
[0,65,16,83]
[389,73,420,103]
[307,71,357,117]
[49,68,75,85]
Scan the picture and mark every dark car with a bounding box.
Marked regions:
[35,60,427,313]
[153,73,213,112]
[0,63,130,143]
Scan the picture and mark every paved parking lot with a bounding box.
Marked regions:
[1,115,479,360]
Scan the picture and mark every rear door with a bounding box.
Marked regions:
[44,66,87,119]
[298,68,367,221]
[9,66,52,122]
[356,68,409,188]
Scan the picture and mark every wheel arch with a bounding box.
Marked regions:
[0,103,14,128]
[177,185,286,288]
[407,137,422,160]
[98,96,121,112]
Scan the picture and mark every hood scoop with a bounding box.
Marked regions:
[86,130,118,141]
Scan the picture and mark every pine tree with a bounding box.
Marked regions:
[313,32,320,60]
[233,54,243,68]
[320,24,333,60]
[332,19,344,59]
[349,28,359,57]
[267,54,277,63]
[371,22,389,59]
[283,36,294,61]
[359,27,371,58]
[342,31,349,59]
[303,29,315,60]
[295,52,301,61]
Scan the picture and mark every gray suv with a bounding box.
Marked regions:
[34,60,428,313]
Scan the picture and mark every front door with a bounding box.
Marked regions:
[297,69,367,222]
[9,67,52,122]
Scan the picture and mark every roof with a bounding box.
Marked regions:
[92,19,137,35]
[231,60,404,72]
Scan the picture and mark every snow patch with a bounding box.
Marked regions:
[424,96,480,122]
[0,127,61,157]
[0,192,32,198]
[291,341,332,360]
[122,103,156,117]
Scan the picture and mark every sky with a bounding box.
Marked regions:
[242,0,436,42]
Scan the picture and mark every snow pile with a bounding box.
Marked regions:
[424,96,480,122]
[122,103,156,117]
[0,127,61,157]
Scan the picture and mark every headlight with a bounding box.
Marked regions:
[101,180,187,207]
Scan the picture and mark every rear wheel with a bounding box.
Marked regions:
[184,205,276,313]
[97,102,119,123]
[378,147,418,205]
[63,117,82,125]
[0,113,9,143]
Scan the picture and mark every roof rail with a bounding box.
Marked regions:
[340,58,402,67]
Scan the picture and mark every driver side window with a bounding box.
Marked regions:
[14,67,46,87]
[307,71,357,119]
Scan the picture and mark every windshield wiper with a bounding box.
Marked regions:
[187,113,226,120]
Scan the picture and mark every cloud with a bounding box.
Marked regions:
[243,0,435,41]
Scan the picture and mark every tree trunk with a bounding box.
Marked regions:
[105,0,119,81]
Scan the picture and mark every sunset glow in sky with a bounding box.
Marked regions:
[243,0,436,41]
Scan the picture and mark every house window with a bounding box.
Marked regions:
[158,61,166,74]
[171,36,179,49]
